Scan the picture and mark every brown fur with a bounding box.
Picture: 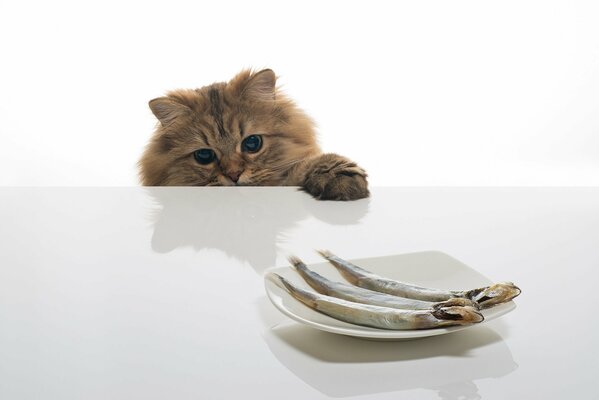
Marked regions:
[138,69,369,200]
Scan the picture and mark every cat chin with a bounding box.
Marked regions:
[208,182,251,187]
[214,178,252,187]
[221,175,264,186]
[213,180,265,187]
[236,179,256,186]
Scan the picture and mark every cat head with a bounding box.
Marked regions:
[139,69,320,186]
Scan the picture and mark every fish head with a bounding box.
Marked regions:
[471,282,521,309]
[432,305,484,325]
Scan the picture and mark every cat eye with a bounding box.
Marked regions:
[241,135,263,153]
[193,148,216,165]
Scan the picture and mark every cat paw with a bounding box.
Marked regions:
[303,154,369,201]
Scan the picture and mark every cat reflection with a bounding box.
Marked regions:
[145,187,369,273]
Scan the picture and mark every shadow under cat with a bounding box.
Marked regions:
[145,187,370,274]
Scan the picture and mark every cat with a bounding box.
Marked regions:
[138,69,369,200]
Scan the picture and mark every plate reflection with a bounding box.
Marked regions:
[263,321,517,399]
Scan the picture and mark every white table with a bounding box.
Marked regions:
[1,187,597,399]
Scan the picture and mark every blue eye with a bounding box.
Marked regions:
[193,149,216,165]
[241,135,263,153]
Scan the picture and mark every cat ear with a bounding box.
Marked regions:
[149,97,191,126]
[241,69,276,101]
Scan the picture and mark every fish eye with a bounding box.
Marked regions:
[241,135,263,153]
[193,148,216,165]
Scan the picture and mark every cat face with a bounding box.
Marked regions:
[139,69,320,186]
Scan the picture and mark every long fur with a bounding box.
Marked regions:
[138,69,369,200]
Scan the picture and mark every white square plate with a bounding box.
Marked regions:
[264,251,516,340]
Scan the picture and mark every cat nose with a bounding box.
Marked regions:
[226,170,243,183]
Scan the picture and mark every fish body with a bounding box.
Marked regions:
[289,256,476,310]
[268,273,484,330]
[318,250,521,309]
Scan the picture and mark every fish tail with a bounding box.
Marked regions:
[267,273,318,309]
[316,250,361,285]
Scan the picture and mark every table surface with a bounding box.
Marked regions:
[1,187,597,400]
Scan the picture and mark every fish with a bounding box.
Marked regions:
[318,250,521,309]
[288,256,477,310]
[267,273,484,330]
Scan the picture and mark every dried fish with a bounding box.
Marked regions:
[289,256,477,310]
[318,250,521,309]
[267,273,484,330]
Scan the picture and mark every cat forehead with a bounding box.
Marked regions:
[164,83,230,111]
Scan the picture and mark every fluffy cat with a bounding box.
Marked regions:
[138,69,369,200]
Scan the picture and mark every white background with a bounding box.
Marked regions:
[1,0,598,186]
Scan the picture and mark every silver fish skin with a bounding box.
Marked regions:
[289,256,476,310]
[318,250,521,309]
[267,273,484,330]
